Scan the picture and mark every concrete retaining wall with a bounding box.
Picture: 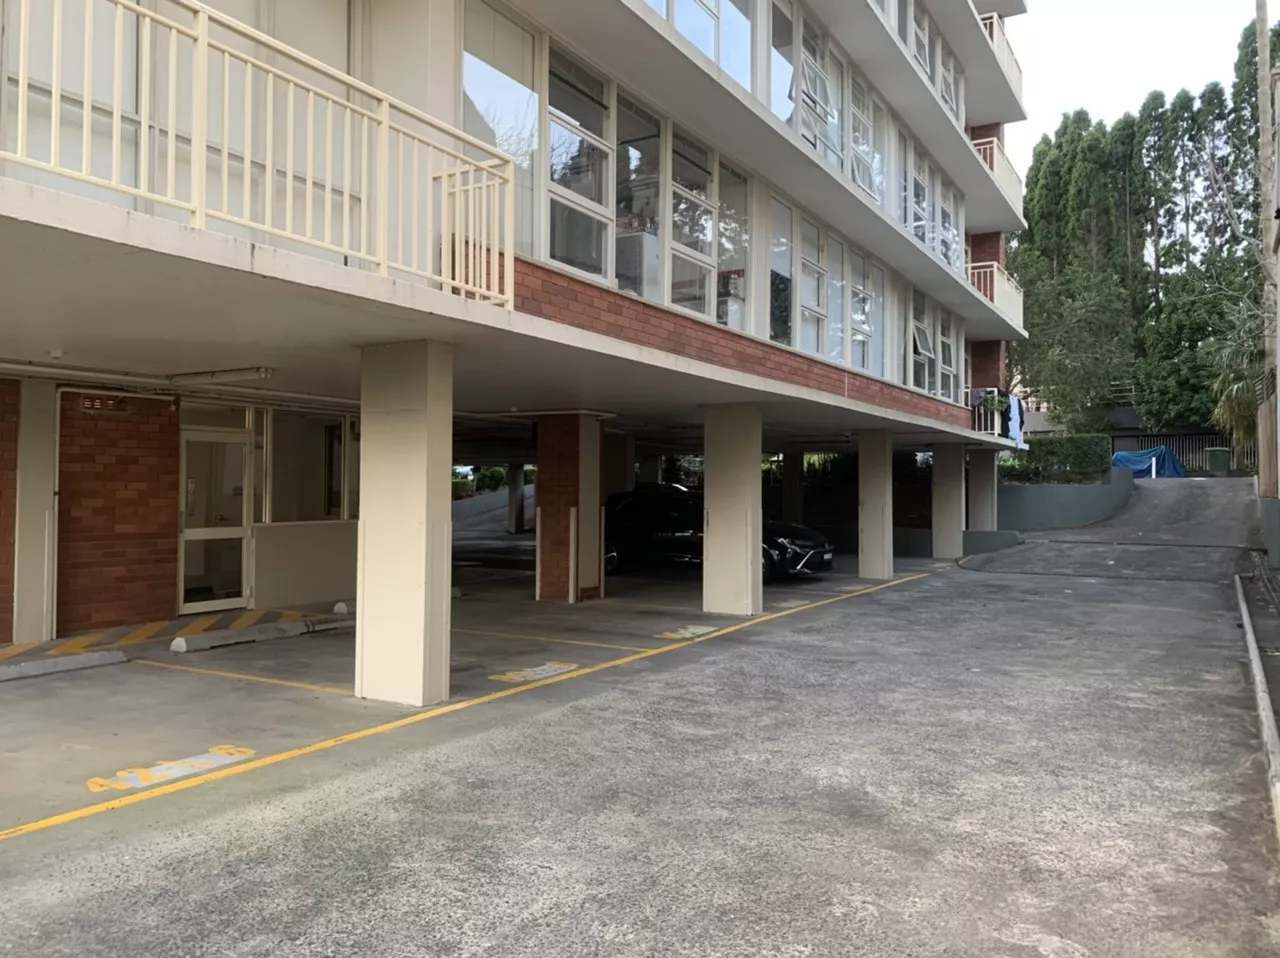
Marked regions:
[998,468,1135,532]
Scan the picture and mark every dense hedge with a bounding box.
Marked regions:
[999,434,1111,484]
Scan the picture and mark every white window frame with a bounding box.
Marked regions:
[673,0,719,61]
[849,75,879,198]
[939,182,958,269]
[799,19,843,171]
[544,47,616,280]
[938,43,957,114]
[798,216,827,356]
[938,311,957,402]
[668,126,720,322]
[912,2,931,75]
[911,143,931,247]
[910,290,936,392]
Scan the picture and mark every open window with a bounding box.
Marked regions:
[911,291,935,392]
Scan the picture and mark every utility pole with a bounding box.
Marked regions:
[1257,0,1278,497]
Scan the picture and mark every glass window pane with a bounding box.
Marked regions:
[549,50,607,138]
[675,0,716,59]
[673,196,714,257]
[800,309,822,354]
[184,539,243,604]
[801,262,824,311]
[616,94,664,302]
[549,200,607,275]
[271,411,345,522]
[673,131,712,198]
[770,1,795,124]
[717,164,750,330]
[644,0,666,14]
[253,407,266,523]
[869,265,886,378]
[464,0,538,257]
[346,418,360,519]
[722,0,753,89]
[801,219,821,265]
[770,197,793,345]
[185,440,246,530]
[671,255,712,315]
[549,120,608,206]
[827,237,845,366]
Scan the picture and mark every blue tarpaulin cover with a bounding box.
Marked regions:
[1111,447,1187,479]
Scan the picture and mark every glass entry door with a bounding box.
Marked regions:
[180,430,250,614]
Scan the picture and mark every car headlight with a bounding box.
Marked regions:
[775,538,802,553]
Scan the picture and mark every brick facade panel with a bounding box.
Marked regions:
[516,261,970,430]
[57,393,180,634]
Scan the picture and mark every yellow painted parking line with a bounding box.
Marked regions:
[179,615,222,637]
[129,659,350,696]
[0,642,40,663]
[228,610,266,631]
[111,621,171,648]
[277,610,303,623]
[453,628,649,653]
[0,573,929,844]
[47,632,109,656]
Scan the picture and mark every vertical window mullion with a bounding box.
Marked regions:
[660,115,674,308]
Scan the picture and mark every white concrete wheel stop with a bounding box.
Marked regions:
[170,615,352,653]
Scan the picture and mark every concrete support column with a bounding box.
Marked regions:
[638,454,662,484]
[603,433,636,497]
[932,444,966,560]
[858,431,894,581]
[703,405,763,616]
[782,451,805,524]
[968,449,998,532]
[536,415,602,602]
[506,462,526,534]
[355,342,453,707]
[13,380,57,645]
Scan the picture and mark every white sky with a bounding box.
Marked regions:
[1004,0,1259,177]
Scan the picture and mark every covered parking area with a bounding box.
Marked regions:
[0,179,1008,713]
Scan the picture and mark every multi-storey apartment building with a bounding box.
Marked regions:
[0,0,1026,705]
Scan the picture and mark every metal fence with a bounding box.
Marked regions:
[1121,434,1256,473]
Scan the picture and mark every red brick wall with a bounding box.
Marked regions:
[970,232,1007,269]
[971,341,1008,390]
[535,415,579,603]
[515,261,970,430]
[0,380,19,644]
[969,123,1005,145]
[58,393,180,634]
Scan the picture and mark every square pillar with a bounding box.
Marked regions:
[355,342,453,707]
[536,414,602,602]
[506,462,526,534]
[969,449,998,532]
[859,431,894,581]
[782,451,805,524]
[13,380,57,644]
[932,444,966,560]
[603,432,636,497]
[703,405,763,616]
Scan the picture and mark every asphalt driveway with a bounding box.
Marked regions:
[1,480,1277,956]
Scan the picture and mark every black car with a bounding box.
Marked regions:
[604,484,834,581]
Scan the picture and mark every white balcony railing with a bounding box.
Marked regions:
[971,137,1024,213]
[968,261,1023,330]
[979,13,1024,106]
[0,0,515,306]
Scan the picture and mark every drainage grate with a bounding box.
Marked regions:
[1261,646,1280,657]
